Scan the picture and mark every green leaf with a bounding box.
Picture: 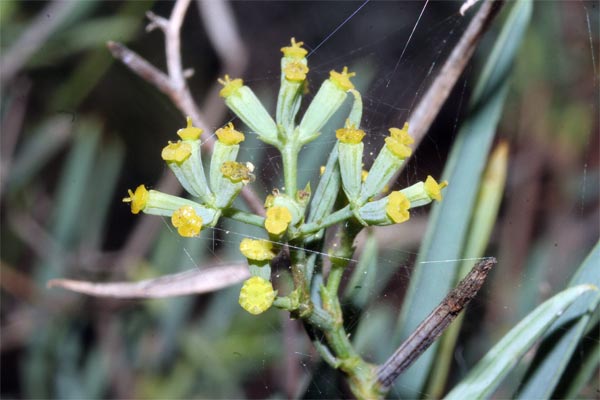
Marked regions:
[515,242,600,399]
[444,284,597,400]
[392,0,533,395]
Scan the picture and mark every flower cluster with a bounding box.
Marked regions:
[123,38,448,316]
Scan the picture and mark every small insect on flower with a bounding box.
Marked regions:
[239,276,277,315]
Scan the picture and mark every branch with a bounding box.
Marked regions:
[406,0,503,159]
[377,257,496,389]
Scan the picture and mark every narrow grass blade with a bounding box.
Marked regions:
[515,242,600,399]
[393,0,532,395]
[444,284,597,400]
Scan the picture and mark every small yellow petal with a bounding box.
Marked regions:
[177,116,203,140]
[161,141,192,163]
[122,185,148,214]
[386,191,411,224]
[361,169,369,182]
[284,61,309,81]
[238,276,277,315]
[329,66,356,91]
[425,175,448,202]
[388,123,413,145]
[218,74,244,98]
[385,136,412,159]
[280,38,308,59]
[265,206,292,235]
[320,166,326,176]
[240,238,275,261]
[216,122,245,145]
[171,206,203,237]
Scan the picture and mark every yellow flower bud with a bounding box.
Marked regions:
[122,185,149,214]
[240,238,275,261]
[171,206,203,237]
[424,175,448,202]
[265,206,292,235]
[177,116,203,140]
[215,122,245,145]
[280,37,308,59]
[386,191,410,224]
[329,66,356,91]
[161,141,192,164]
[239,276,277,315]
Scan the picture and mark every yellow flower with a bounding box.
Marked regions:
[320,166,326,176]
[221,161,253,183]
[425,175,448,202]
[385,124,414,159]
[336,124,365,144]
[386,191,410,224]
[329,66,356,91]
[240,238,275,261]
[218,74,244,98]
[161,141,192,163]
[283,61,309,82]
[265,206,292,235]
[171,206,203,237]
[238,276,277,315]
[177,116,203,140]
[122,185,149,214]
[280,37,308,59]
[215,122,245,145]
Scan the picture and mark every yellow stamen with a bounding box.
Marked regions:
[265,206,292,235]
[161,141,192,163]
[122,185,149,214]
[329,66,356,91]
[425,175,448,202]
[238,276,277,315]
[240,238,275,261]
[216,122,245,145]
[221,161,254,183]
[171,206,203,237]
[386,191,411,224]
[280,38,308,59]
[218,74,244,98]
[284,61,309,81]
[177,116,203,140]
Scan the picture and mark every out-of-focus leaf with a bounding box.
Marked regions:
[48,264,250,298]
[444,284,597,400]
[515,242,600,399]
[392,0,532,396]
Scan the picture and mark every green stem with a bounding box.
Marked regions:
[300,205,353,235]
[281,142,299,198]
[222,208,265,227]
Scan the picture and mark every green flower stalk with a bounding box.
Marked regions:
[123,38,448,399]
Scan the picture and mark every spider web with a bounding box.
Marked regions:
[144,1,598,398]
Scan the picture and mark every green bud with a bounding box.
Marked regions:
[276,57,308,133]
[298,80,347,144]
[359,145,404,203]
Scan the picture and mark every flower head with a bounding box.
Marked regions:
[284,61,309,82]
[425,175,448,201]
[330,66,356,91]
[385,123,413,159]
[221,161,254,183]
[336,122,365,144]
[240,238,275,261]
[218,74,244,98]
[386,191,410,224]
[216,122,245,145]
[280,38,308,59]
[161,141,192,163]
[177,116,203,140]
[265,206,292,235]
[238,276,277,315]
[171,205,203,237]
[122,185,149,214]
